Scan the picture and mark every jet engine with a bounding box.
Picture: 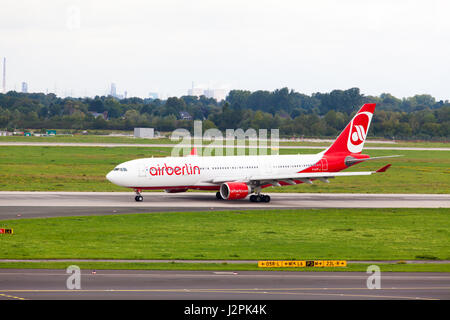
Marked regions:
[219,182,251,200]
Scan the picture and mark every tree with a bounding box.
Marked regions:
[124,109,140,124]
[163,97,186,117]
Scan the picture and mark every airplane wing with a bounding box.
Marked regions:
[210,176,248,184]
[209,164,392,185]
[249,165,391,184]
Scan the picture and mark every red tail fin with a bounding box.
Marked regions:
[324,103,376,155]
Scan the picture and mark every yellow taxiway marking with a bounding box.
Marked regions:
[0,293,26,300]
[1,287,447,300]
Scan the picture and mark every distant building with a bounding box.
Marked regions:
[134,128,154,139]
[110,83,117,97]
[21,82,28,93]
[204,88,228,102]
[187,87,204,97]
[179,111,192,120]
[188,81,204,97]
[89,111,108,120]
[188,81,229,101]
[149,92,159,99]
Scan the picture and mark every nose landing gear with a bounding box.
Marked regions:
[134,189,143,202]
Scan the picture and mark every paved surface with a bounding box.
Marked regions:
[1,142,449,151]
[0,192,448,220]
[0,269,449,300]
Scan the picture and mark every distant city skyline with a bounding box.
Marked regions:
[1,75,450,102]
[2,1,450,100]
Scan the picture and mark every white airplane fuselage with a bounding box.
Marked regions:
[106,153,323,190]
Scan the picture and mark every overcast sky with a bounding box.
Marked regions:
[1,0,449,100]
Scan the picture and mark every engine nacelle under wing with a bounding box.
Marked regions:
[220,182,251,200]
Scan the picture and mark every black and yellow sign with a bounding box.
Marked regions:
[258,260,347,268]
[0,228,13,234]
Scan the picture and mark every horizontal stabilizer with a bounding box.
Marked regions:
[376,164,391,173]
[345,155,402,165]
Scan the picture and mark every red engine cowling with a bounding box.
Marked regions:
[220,182,251,200]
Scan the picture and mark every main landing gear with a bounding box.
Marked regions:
[215,191,271,203]
[249,194,271,203]
[134,189,143,202]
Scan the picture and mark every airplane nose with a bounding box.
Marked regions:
[106,171,114,182]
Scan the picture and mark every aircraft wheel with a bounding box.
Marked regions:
[135,195,143,202]
[263,195,271,203]
[249,195,257,202]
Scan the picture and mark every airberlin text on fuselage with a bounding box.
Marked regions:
[149,163,200,176]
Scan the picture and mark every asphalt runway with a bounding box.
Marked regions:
[0,192,448,220]
[0,269,449,300]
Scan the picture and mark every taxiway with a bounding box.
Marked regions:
[0,192,448,220]
[0,269,449,300]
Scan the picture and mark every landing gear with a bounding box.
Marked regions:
[134,189,143,202]
[250,194,270,203]
[216,191,224,200]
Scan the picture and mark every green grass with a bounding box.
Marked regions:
[0,145,448,192]
[0,209,449,261]
[0,135,165,145]
[0,146,172,191]
[0,262,449,272]
[1,134,448,148]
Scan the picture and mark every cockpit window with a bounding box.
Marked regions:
[113,168,127,172]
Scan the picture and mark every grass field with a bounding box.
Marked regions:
[0,145,448,193]
[0,262,449,272]
[0,135,449,148]
[0,209,448,261]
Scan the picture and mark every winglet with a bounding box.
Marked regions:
[376,164,391,173]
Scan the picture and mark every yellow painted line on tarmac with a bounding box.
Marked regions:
[2,286,449,292]
[1,287,447,300]
[0,293,26,300]
[189,289,440,300]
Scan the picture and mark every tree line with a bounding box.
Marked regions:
[0,88,448,140]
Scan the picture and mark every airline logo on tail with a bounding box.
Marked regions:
[347,111,372,153]
[324,103,375,155]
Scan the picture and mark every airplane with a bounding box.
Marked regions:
[106,103,398,203]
